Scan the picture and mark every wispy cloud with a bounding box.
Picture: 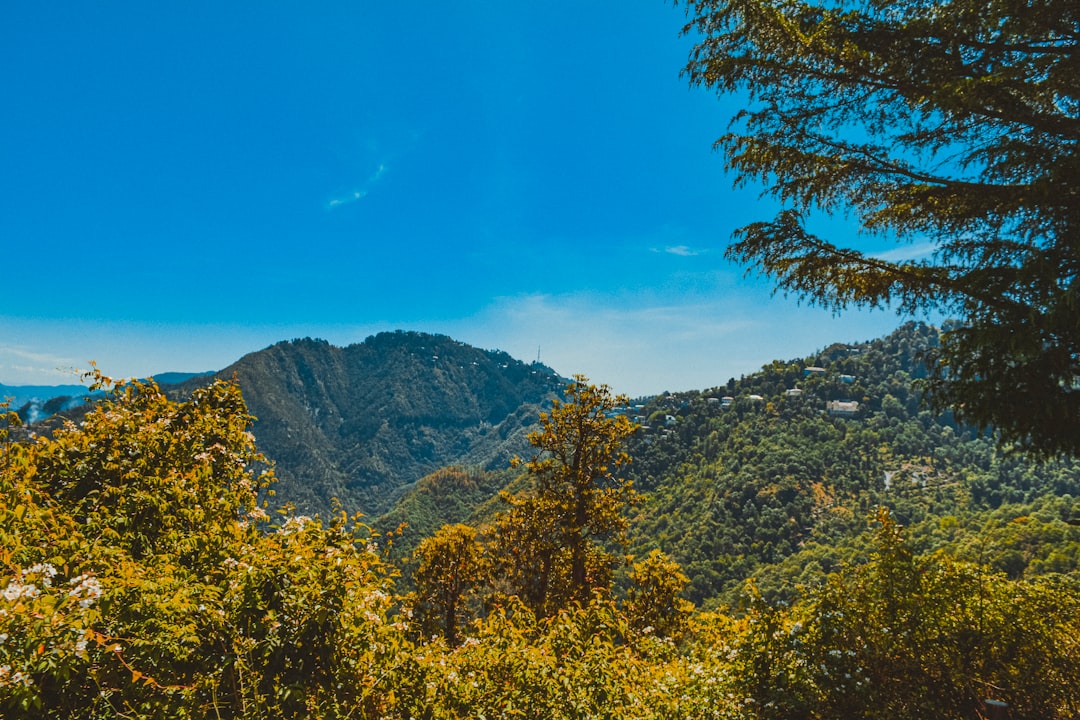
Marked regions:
[0,345,78,366]
[871,241,938,263]
[648,244,708,257]
[327,163,388,210]
[658,245,707,257]
[427,291,901,396]
[328,190,367,208]
[0,345,81,384]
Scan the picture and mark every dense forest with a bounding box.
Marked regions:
[4,322,1080,718]
[624,322,1080,606]
[177,331,565,518]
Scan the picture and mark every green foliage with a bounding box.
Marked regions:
[409,523,489,646]
[0,372,405,718]
[5,361,1080,717]
[681,0,1080,456]
[373,465,517,569]
[492,376,639,613]
[626,550,694,640]
[724,510,1080,719]
[627,323,1080,605]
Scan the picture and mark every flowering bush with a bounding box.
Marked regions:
[3,376,1079,719]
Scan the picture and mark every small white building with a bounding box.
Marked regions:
[827,400,859,417]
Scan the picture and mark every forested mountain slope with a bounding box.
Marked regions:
[190,332,564,517]
[7,325,1080,718]
[624,322,1080,605]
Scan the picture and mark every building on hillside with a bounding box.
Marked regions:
[839,374,856,383]
[804,366,826,376]
[785,388,803,397]
[827,400,860,418]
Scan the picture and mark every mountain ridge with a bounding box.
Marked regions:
[185,331,567,517]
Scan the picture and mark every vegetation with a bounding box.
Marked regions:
[680,0,1080,456]
[626,322,1080,605]
[5,349,1080,717]
[498,377,638,609]
[7,0,1078,711]
[175,331,564,518]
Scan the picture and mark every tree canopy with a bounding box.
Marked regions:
[680,0,1080,456]
[5,368,1080,717]
[492,376,639,614]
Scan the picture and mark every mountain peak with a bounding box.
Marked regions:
[215,333,566,517]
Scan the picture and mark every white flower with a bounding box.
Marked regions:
[279,516,312,534]
[2,582,22,602]
[27,563,58,588]
[68,574,103,608]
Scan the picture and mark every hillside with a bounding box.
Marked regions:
[622,322,1080,605]
[8,323,1080,718]
[191,332,565,517]
[369,322,1080,608]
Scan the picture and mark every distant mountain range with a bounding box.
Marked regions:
[2,373,213,424]
[173,332,566,517]
[10,324,1080,610]
[8,334,564,519]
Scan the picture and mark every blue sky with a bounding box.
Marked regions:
[1,2,914,395]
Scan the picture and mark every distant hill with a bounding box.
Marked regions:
[2,383,88,406]
[622,321,1080,606]
[186,332,566,518]
[3,372,213,425]
[368,322,1080,609]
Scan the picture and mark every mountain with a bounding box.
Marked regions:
[187,332,566,518]
[368,322,1080,609]
[2,372,214,425]
[621,321,1080,606]
[1,383,88,409]
[1,384,93,425]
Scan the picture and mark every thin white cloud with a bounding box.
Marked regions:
[658,245,707,257]
[428,292,902,396]
[0,345,78,367]
[326,162,388,210]
[328,190,367,208]
[871,241,938,263]
[0,345,82,385]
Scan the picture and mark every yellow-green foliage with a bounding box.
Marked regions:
[4,373,1080,718]
[0,373,405,718]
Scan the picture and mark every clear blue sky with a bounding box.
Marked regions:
[1,2,914,395]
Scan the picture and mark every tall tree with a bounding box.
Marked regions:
[494,376,638,612]
[680,0,1080,456]
[410,523,489,646]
